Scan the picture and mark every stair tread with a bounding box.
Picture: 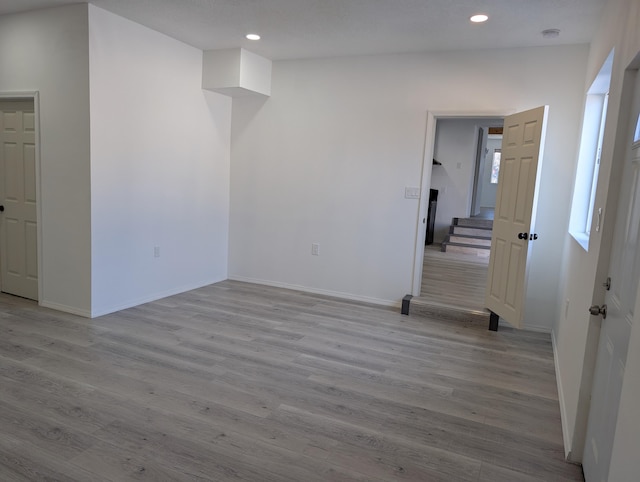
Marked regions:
[408,299,490,322]
[442,241,490,250]
[447,233,492,240]
[452,225,493,230]
[453,217,494,228]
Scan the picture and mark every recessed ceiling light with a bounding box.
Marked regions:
[246,33,261,40]
[541,28,560,39]
[470,14,489,23]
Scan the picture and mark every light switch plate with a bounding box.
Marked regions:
[405,187,421,199]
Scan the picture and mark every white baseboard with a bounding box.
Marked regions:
[552,329,573,460]
[39,300,92,318]
[228,275,400,308]
[89,277,226,318]
[521,322,552,333]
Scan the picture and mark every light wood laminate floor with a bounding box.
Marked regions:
[419,245,489,312]
[0,281,582,481]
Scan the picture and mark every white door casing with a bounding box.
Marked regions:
[582,70,640,482]
[485,106,548,328]
[0,99,38,300]
[470,127,488,217]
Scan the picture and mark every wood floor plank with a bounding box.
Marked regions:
[420,245,489,311]
[0,282,582,481]
[0,436,104,482]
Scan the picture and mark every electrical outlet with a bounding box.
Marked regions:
[311,243,320,256]
[154,246,160,258]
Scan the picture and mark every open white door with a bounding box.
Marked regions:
[0,99,38,300]
[485,106,548,329]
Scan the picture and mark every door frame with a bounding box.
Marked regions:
[411,110,511,296]
[470,126,486,217]
[0,92,42,300]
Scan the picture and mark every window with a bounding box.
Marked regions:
[490,149,501,184]
[585,93,609,236]
[569,50,614,250]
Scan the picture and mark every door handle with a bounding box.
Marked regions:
[518,232,528,240]
[589,304,607,319]
[0,205,4,212]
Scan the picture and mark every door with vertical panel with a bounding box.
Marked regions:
[485,106,548,328]
[0,99,38,300]
[582,68,640,482]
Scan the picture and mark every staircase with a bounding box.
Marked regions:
[442,217,493,257]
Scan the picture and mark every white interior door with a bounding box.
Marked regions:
[485,106,548,328]
[582,69,640,482]
[0,99,38,300]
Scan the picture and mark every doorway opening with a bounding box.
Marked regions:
[411,115,503,320]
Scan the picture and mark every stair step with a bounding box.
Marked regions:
[453,217,493,229]
[451,225,492,237]
[408,298,491,324]
[447,234,492,247]
[442,242,491,257]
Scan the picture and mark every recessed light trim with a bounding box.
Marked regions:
[246,33,261,40]
[541,28,560,39]
[470,14,489,23]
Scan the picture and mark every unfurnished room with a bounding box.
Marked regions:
[1,0,640,481]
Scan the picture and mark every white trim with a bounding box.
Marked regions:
[553,329,573,460]
[521,322,552,333]
[89,276,227,318]
[39,300,92,318]
[0,92,42,304]
[229,275,400,308]
[412,109,513,297]
[410,111,434,296]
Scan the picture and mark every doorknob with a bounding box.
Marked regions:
[518,232,528,239]
[0,205,4,212]
[589,304,607,319]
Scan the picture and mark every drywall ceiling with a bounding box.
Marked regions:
[0,0,606,60]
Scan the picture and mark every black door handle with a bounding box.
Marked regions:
[0,205,4,212]
[518,232,528,240]
[530,233,538,241]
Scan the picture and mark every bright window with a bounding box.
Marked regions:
[569,50,614,250]
[585,93,609,236]
[490,150,501,184]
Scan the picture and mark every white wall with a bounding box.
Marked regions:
[0,5,92,315]
[229,45,587,317]
[554,0,640,470]
[88,5,231,316]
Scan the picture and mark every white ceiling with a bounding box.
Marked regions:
[0,0,606,60]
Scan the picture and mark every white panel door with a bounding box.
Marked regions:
[0,99,38,300]
[485,106,548,328]
[582,70,640,482]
